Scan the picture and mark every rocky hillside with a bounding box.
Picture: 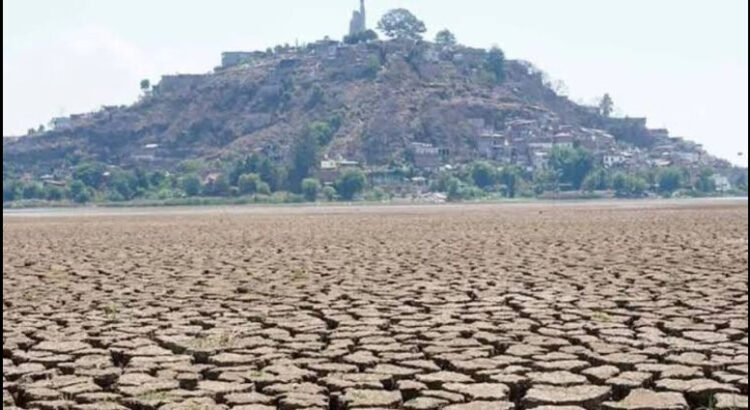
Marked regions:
[3,38,678,177]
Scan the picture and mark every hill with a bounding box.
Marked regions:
[2,32,746,203]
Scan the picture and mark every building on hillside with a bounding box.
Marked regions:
[317,158,360,184]
[475,132,508,161]
[221,51,266,68]
[411,142,442,170]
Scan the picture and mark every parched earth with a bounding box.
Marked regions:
[2,202,748,410]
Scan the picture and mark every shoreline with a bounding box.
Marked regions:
[3,196,747,218]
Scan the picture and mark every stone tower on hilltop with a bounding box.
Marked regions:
[348,0,366,36]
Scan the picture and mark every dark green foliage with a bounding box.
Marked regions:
[582,168,610,192]
[301,178,320,201]
[238,173,262,194]
[377,9,427,41]
[288,128,320,191]
[3,180,19,202]
[203,174,230,196]
[344,29,379,44]
[322,185,337,201]
[70,180,91,203]
[308,122,335,146]
[549,146,595,190]
[44,185,64,201]
[435,29,457,47]
[695,168,716,193]
[499,165,523,198]
[181,174,202,196]
[486,47,506,84]
[657,167,684,194]
[73,162,107,188]
[470,161,497,189]
[336,169,366,200]
[613,173,647,197]
[306,84,325,109]
[362,55,382,79]
[22,182,44,199]
[109,170,139,200]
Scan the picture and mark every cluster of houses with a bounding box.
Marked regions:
[313,114,737,193]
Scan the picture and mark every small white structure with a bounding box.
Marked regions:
[711,174,732,192]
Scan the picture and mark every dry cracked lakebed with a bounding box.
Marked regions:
[2,201,748,410]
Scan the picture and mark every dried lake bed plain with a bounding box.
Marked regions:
[2,200,748,410]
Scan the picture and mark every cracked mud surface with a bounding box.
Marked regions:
[3,202,748,410]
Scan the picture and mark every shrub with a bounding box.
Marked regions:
[301,178,320,201]
[238,173,262,194]
[336,170,367,200]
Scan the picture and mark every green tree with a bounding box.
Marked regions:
[73,162,106,188]
[322,185,337,201]
[695,168,716,193]
[471,161,497,189]
[486,46,506,84]
[614,175,647,198]
[582,169,609,192]
[377,9,427,41]
[599,93,614,117]
[109,170,138,200]
[22,182,44,199]
[336,170,367,200]
[435,29,457,47]
[256,181,271,195]
[70,180,91,203]
[140,78,150,92]
[657,167,683,195]
[181,174,202,196]
[499,166,523,198]
[289,130,320,191]
[344,29,379,44]
[301,178,321,201]
[308,122,334,146]
[44,185,64,201]
[549,146,595,190]
[204,174,230,196]
[238,173,262,195]
[3,180,19,202]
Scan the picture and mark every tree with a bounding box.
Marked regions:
[140,79,151,93]
[289,130,320,191]
[344,29,379,44]
[204,174,230,196]
[70,180,91,203]
[301,178,320,201]
[435,29,457,47]
[181,174,202,196]
[22,182,44,199]
[73,162,106,188]
[322,185,337,201]
[44,185,64,201]
[3,180,19,202]
[377,9,427,41]
[486,47,506,84]
[471,161,497,189]
[695,168,716,193]
[582,169,609,192]
[549,146,595,190]
[308,122,334,146]
[238,173,262,195]
[336,170,366,200]
[499,166,523,198]
[599,93,614,117]
[657,167,683,195]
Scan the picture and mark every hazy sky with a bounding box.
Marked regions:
[3,0,748,165]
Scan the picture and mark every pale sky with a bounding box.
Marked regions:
[3,0,748,166]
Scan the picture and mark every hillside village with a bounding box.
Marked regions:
[2,2,747,205]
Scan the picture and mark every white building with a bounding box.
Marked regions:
[712,174,732,192]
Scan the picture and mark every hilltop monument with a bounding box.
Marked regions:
[348,0,366,36]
